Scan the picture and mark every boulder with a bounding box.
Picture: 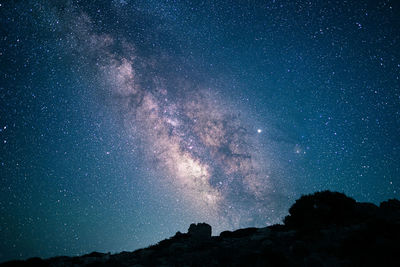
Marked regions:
[188,223,212,240]
[220,227,257,238]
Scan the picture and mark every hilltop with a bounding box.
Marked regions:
[2,191,399,266]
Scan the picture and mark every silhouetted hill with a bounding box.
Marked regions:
[2,191,400,266]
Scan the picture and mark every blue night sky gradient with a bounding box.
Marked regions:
[0,0,399,263]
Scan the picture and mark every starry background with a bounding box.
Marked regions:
[1,0,399,263]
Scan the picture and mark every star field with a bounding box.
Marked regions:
[0,0,399,263]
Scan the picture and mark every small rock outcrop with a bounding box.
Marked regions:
[2,191,399,267]
[188,223,212,240]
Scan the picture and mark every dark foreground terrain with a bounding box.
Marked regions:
[2,191,399,266]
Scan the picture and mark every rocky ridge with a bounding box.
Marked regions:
[2,191,399,266]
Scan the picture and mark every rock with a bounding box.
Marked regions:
[188,223,212,240]
[220,227,257,238]
[251,227,271,241]
[168,242,188,254]
[354,202,379,220]
[219,230,232,238]
[290,240,308,258]
[261,239,273,248]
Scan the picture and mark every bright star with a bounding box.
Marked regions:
[257,129,262,133]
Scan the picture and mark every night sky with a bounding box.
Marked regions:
[1,0,399,263]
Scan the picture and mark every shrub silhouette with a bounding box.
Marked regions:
[284,190,356,229]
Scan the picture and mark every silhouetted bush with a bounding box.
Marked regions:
[284,190,356,229]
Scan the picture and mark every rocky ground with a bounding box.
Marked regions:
[2,191,399,266]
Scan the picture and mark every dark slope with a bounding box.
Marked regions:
[2,191,400,266]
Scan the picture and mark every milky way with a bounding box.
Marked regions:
[67,11,284,229]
